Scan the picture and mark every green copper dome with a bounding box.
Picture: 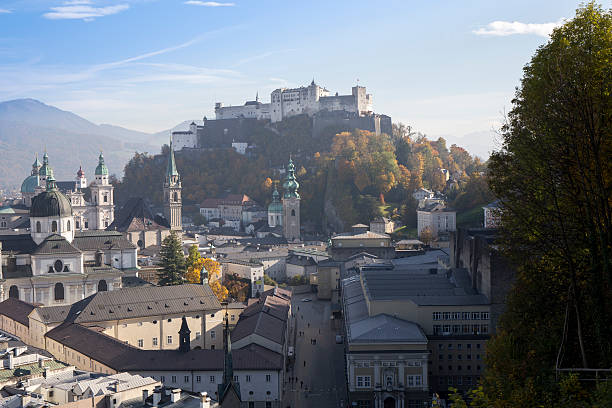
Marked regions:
[282,158,300,199]
[95,152,109,176]
[268,188,283,213]
[21,175,40,193]
[30,175,72,218]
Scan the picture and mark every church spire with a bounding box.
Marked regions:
[179,316,191,352]
[166,139,179,179]
[223,313,233,385]
[218,312,240,403]
[282,156,300,199]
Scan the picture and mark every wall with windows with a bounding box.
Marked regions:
[133,369,281,404]
[90,311,222,351]
[429,338,487,393]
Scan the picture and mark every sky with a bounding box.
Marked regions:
[0,0,585,155]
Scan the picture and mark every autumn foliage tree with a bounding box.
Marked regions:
[481,3,612,406]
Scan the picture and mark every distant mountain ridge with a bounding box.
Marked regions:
[0,99,158,190]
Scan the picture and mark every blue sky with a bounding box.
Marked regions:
[0,0,583,154]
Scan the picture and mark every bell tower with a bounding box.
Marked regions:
[282,157,301,242]
[164,140,182,232]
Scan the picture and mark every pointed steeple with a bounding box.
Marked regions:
[218,312,240,403]
[282,157,300,199]
[166,140,179,179]
[179,316,191,352]
[223,313,233,385]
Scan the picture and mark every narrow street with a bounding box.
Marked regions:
[283,293,347,408]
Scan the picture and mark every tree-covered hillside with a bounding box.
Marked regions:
[114,115,490,232]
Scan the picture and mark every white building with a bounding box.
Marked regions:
[172,122,199,150]
[221,260,264,298]
[417,202,456,239]
[1,173,137,306]
[21,153,115,231]
[412,188,434,202]
[215,80,373,123]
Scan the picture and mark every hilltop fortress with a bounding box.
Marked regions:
[215,79,374,122]
[171,80,391,152]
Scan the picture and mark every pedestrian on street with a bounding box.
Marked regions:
[308,323,310,327]
[304,360,306,367]
[300,381,303,388]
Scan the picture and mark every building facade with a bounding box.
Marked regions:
[20,153,115,231]
[215,80,373,123]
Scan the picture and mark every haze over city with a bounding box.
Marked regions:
[0,0,578,157]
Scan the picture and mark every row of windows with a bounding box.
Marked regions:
[120,315,204,328]
[438,364,481,372]
[439,354,481,361]
[159,374,272,384]
[438,343,481,351]
[136,333,202,348]
[439,375,480,386]
[35,220,70,233]
[354,360,422,368]
[432,312,489,321]
[433,324,489,335]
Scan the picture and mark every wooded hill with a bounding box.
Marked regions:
[113,115,492,233]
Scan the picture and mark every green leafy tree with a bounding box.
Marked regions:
[484,3,612,405]
[158,232,186,285]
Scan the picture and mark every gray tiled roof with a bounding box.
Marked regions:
[45,323,282,372]
[73,230,137,251]
[361,269,489,306]
[0,298,37,326]
[350,314,427,343]
[32,234,81,255]
[232,288,291,345]
[68,284,221,324]
[0,234,37,254]
[31,305,72,324]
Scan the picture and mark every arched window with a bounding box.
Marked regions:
[98,280,108,292]
[54,283,64,301]
[51,220,57,232]
[9,285,19,299]
[67,220,71,231]
[36,221,41,233]
[291,209,296,216]
[173,192,178,202]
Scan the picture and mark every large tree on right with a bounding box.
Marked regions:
[485,2,611,405]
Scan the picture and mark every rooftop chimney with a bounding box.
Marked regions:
[152,387,162,407]
[199,392,211,408]
[170,388,181,403]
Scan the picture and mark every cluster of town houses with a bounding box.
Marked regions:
[0,88,505,406]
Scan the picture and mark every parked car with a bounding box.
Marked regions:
[288,346,294,357]
[301,298,312,302]
[335,335,343,344]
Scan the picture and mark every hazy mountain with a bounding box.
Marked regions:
[0,99,157,190]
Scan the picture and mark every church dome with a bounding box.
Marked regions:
[30,184,72,218]
[268,190,283,213]
[21,175,39,193]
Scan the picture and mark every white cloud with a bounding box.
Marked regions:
[0,9,12,14]
[473,19,564,37]
[43,4,129,20]
[184,1,235,7]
